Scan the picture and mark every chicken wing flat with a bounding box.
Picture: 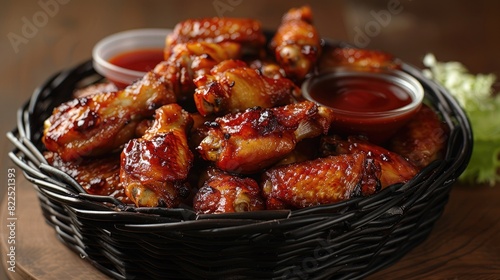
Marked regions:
[318,46,401,73]
[193,168,264,214]
[154,41,242,102]
[193,59,299,116]
[321,136,418,188]
[271,6,321,82]
[120,104,193,207]
[197,101,334,174]
[389,104,449,169]
[43,71,176,161]
[165,17,265,56]
[262,153,380,209]
[44,151,130,203]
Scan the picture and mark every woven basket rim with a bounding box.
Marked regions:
[6,49,473,280]
[7,56,473,223]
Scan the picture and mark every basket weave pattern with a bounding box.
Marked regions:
[8,59,472,280]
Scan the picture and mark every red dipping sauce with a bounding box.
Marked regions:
[92,28,172,89]
[310,76,413,113]
[302,69,424,144]
[108,48,164,73]
[107,48,164,88]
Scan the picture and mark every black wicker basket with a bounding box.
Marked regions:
[7,57,472,280]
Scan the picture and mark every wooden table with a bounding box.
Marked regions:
[1,176,499,279]
[0,176,110,280]
[2,0,500,279]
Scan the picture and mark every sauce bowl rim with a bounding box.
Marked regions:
[301,67,424,118]
[92,28,172,83]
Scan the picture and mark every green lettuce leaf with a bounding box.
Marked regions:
[423,54,500,186]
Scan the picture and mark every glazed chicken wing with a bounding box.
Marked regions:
[44,151,130,203]
[193,168,265,214]
[43,72,176,161]
[262,153,381,209]
[318,46,401,73]
[321,136,418,188]
[389,104,449,169]
[165,17,266,56]
[154,41,242,102]
[193,59,300,116]
[197,101,334,174]
[271,6,321,82]
[120,104,193,207]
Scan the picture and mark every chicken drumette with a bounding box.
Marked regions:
[193,59,300,116]
[120,104,193,207]
[271,5,321,82]
[197,101,334,174]
[193,167,265,214]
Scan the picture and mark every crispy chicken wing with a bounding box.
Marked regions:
[193,59,300,116]
[43,72,176,161]
[193,168,265,214]
[321,136,418,188]
[165,17,265,56]
[197,101,334,174]
[389,104,449,169]
[120,104,193,207]
[262,153,380,209]
[318,46,401,73]
[271,6,321,82]
[154,41,242,102]
[44,151,130,203]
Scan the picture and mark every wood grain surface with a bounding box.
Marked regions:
[1,0,500,279]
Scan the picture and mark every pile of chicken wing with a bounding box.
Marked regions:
[42,6,449,213]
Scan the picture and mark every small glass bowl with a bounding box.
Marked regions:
[92,28,171,88]
[302,68,424,144]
